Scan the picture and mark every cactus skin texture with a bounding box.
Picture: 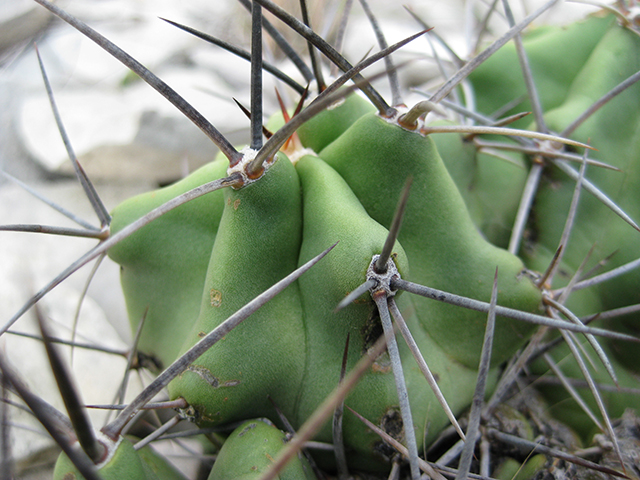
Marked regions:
[167,153,307,429]
[296,93,376,153]
[207,419,316,480]
[320,111,542,368]
[107,158,228,368]
[292,155,483,470]
[464,13,640,437]
[429,123,528,248]
[531,339,640,439]
[53,435,187,480]
[535,21,640,317]
[468,13,615,129]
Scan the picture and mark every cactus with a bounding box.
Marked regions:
[2,1,640,479]
[207,418,316,480]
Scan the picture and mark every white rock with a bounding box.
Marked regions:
[0,179,155,467]
[19,88,139,173]
[17,66,250,181]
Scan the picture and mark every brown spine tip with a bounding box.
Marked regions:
[397,115,419,130]
[246,161,266,180]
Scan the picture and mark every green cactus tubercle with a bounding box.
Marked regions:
[53,435,186,480]
[107,98,543,471]
[466,13,640,437]
[207,419,316,480]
